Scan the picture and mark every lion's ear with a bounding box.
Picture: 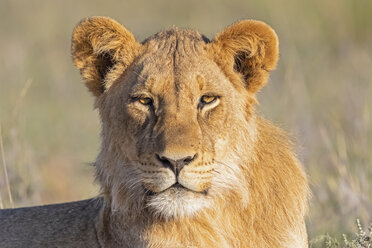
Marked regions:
[71,17,141,97]
[211,20,279,93]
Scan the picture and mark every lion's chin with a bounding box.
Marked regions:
[145,186,211,220]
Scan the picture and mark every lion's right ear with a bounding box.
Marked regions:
[71,17,141,97]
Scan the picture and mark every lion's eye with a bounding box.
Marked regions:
[138,97,153,106]
[200,95,217,105]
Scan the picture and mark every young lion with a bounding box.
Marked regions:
[0,17,310,248]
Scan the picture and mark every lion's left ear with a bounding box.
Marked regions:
[210,20,279,93]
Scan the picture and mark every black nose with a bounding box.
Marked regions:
[156,153,197,176]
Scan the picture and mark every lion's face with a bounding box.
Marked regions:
[71,17,278,219]
[99,32,252,218]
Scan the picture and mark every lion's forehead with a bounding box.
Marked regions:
[130,38,229,97]
[121,28,237,110]
[137,28,211,76]
[142,27,208,55]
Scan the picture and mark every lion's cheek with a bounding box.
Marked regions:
[213,138,231,158]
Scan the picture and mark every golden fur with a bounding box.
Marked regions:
[71,16,310,247]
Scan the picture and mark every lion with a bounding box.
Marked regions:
[0,17,310,248]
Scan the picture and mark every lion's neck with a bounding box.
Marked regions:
[98,196,244,248]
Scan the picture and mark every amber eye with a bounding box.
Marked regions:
[138,97,153,105]
[200,95,217,105]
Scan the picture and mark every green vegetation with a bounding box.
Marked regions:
[0,0,371,242]
[310,220,372,247]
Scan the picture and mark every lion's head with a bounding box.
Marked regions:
[71,17,279,220]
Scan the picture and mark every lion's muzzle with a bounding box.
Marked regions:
[155,153,198,177]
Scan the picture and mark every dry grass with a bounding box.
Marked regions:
[0,0,371,241]
[0,124,14,208]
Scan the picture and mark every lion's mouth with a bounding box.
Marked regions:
[145,183,209,196]
[171,182,186,189]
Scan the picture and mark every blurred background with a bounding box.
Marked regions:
[0,0,371,241]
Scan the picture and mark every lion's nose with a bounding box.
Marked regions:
[156,153,197,176]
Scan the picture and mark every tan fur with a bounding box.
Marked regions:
[70,17,310,247]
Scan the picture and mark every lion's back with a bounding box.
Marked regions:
[0,198,103,248]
